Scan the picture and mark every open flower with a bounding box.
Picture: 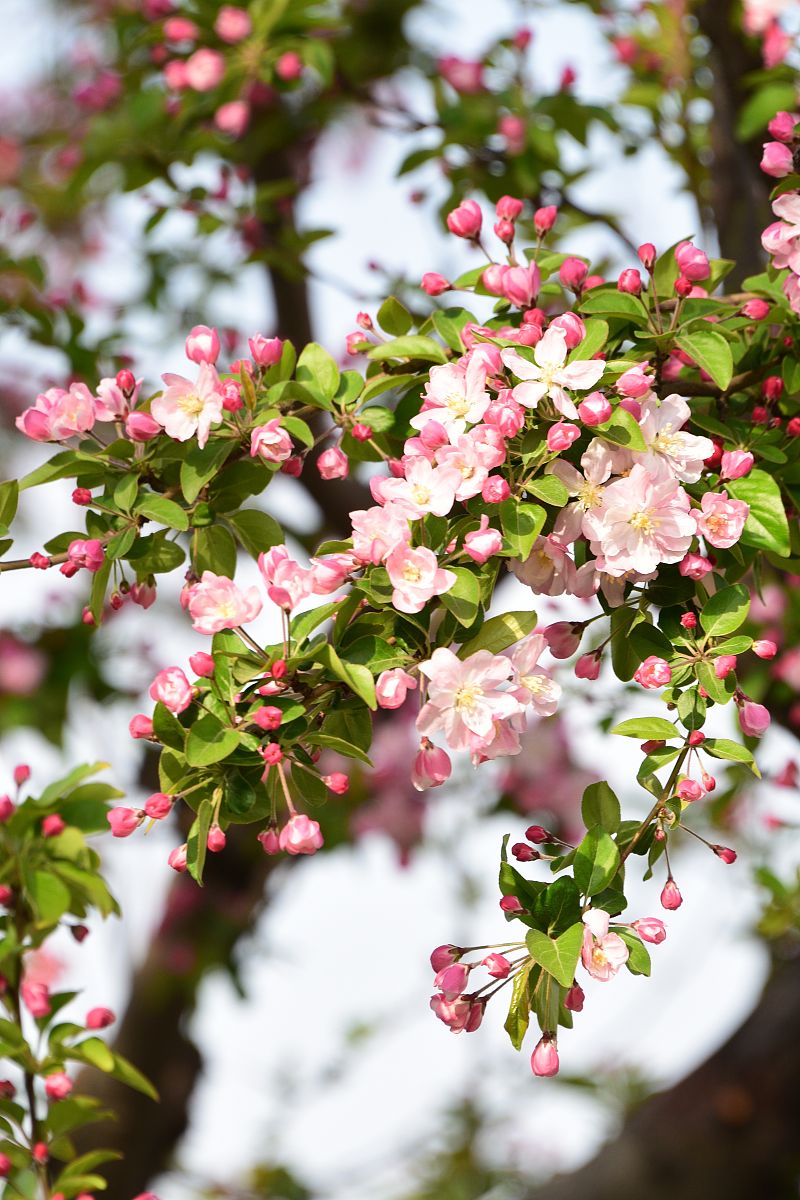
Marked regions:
[186,572,263,634]
[417,647,524,752]
[636,394,714,483]
[385,545,456,614]
[152,362,225,448]
[509,635,562,716]
[502,327,604,418]
[581,909,629,981]
[410,355,490,436]
[583,463,696,576]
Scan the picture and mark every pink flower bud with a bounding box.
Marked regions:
[107,807,144,838]
[279,813,324,855]
[430,944,462,971]
[412,741,451,791]
[559,257,588,291]
[543,621,582,659]
[534,206,557,236]
[760,141,793,178]
[720,450,754,480]
[13,764,30,786]
[712,844,737,864]
[631,917,667,944]
[434,962,471,998]
[564,983,585,1011]
[446,199,482,239]
[276,51,303,81]
[713,654,737,680]
[494,218,515,244]
[72,487,92,506]
[511,842,539,862]
[633,656,672,689]
[261,743,283,766]
[126,411,161,441]
[638,243,656,272]
[421,272,450,296]
[675,240,709,281]
[577,391,612,425]
[679,553,713,580]
[0,886,11,906]
[0,796,13,822]
[252,705,282,730]
[753,639,777,659]
[189,651,215,677]
[768,111,797,141]
[215,6,252,43]
[531,1036,559,1077]
[550,311,585,349]
[149,666,193,714]
[168,844,188,873]
[575,652,601,680]
[258,824,280,854]
[525,824,551,844]
[317,447,349,480]
[546,421,581,452]
[464,518,502,565]
[129,714,154,739]
[677,779,703,802]
[185,325,220,365]
[660,878,683,910]
[499,895,524,913]
[0,1153,11,1177]
[482,264,508,295]
[248,335,283,367]
[618,396,642,421]
[86,1006,115,1031]
[741,298,770,320]
[739,700,770,738]
[144,792,173,820]
[323,772,349,795]
[184,47,225,91]
[215,100,250,138]
[618,268,642,294]
[701,771,716,792]
[116,368,136,393]
[207,824,226,852]
[688,730,705,746]
[44,1073,73,1101]
[32,1143,48,1165]
[680,613,697,629]
[376,668,417,709]
[130,582,157,609]
[482,952,511,979]
[481,475,511,503]
[42,814,65,838]
[496,195,523,221]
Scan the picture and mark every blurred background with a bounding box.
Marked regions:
[1,1,799,1197]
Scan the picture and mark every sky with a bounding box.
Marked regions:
[0,2,792,1198]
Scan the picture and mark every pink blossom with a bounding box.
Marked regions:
[186,571,263,634]
[16,383,96,442]
[168,844,188,873]
[185,48,225,91]
[214,5,252,42]
[633,656,672,689]
[715,654,737,679]
[549,312,586,350]
[583,464,696,576]
[421,272,450,295]
[42,814,64,838]
[502,327,604,419]
[678,552,713,580]
[581,909,629,981]
[636,394,714,483]
[501,261,541,308]
[430,944,462,971]
[531,1036,559,1076]
[632,918,666,944]
[578,392,612,425]
[411,357,490,436]
[761,141,793,177]
[720,450,754,480]
[438,56,484,93]
[95,375,140,420]
[129,714,154,739]
[464,516,502,565]
[107,807,144,838]
[482,953,512,979]
[350,502,411,564]
[768,111,797,142]
[430,993,484,1033]
[385,545,456,614]
[618,268,642,294]
[251,419,293,462]
[215,100,250,137]
[144,792,173,819]
[383,457,461,517]
[61,539,104,577]
[376,668,417,709]
[21,980,50,1018]
[677,778,703,802]
[126,411,161,441]
[434,962,471,998]
[258,545,314,610]
[152,363,224,448]
[739,700,770,738]
[248,335,283,367]
[543,622,583,659]
[509,634,561,716]
[185,325,220,365]
[763,19,791,68]
[674,240,709,281]
[559,257,588,290]
[149,666,193,713]
[279,813,324,855]
[743,0,790,36]
[323,772,349,795]
[534,205,557,235]
[482,475,512,503]
[511,535,577,596]
[547,421,581,452]
[695,491,749,549]
[276,51,303,80]
[754,639,777,659]
[412,740,452,790]
[660,878,683,910]
[616,364,654,399]
[417,648,524,752]
[317,447,349,479]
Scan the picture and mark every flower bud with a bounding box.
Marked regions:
[631,917,666,944]
[760,141,793,178]
[482,952,511,978]
[412,741,452,791]
[738,700,770,738]
[258,825,281,855]
[660,878,683,910]
[543,622,582,659]
[430,944,462,971]
[546,421,580,452]
[129,714,154,739]
[712,844,737,864]
[564,983,585,1011]
[279,813,323,855]
[762,375,784,402]
[753,639,777,659]
[575,652,601,680]
[740,298,770,320]
[633,656,672,689]
[44,1072,73,1101]
[42,814,65,838]
[481,475,511,503]
[185,325,220,365]
[618,268,642,294]
[720,450,754,480]
[189,651,215,677]
[107,807,144,838]
[677,779,703,802]
[525,824,551,844]
[534,205,557,236]
[577,391,612,425]
[168,844,188,872]
[531,1036,559,1077]
[680,612,697,629]
[446,199,482,239]
[421,272,450,296]
[116,368,136,394]
[511,842,539,862]
[499,895,524,913]
[559,257,588,291]
[496,195,523,221]
[207,824,226,852]
[637,242,656,272]
[323,772,349,795]
[494,218,515,244]
[317,447,349,480]
[687,730,705,746]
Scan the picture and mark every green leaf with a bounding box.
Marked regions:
[459,609,538,658]
[535,876,582,935]
[185,715,240,766]
[499,499,546,559]
[136,494,189,532]
[618,930,651,977]
[226,509,283,558]
[596,405,647,451]
[611,717,677,739]
[377,296,413,336]
[525,924,583,988]
[291,599,342,644]
[704,737,760,776]
[109,1051,159,1101]
[440,567,481,627]
[574,826,621,897]
[180,439,235,504]
[152,702,186,752]
[29,871,71,924]
[113,473,139,511]
[526,475,570,506]
[579,287,649,325]
[727,469,790,557]
[737,81,798,140]
[366,335,448,364]
[0,480,19,528]
[696,660,735,705]
[700,584,750,636]
[581,782,621,833]
[295,342,340,407]
[302,733,372,766]
[76,1036,115,1073]
[316,644,377,709]
[186,797,214,885]
[36,763,109,807]
[675,328,733,391]
[504,961,532,1051]
[193,525,237,576]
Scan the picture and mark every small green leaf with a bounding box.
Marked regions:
[296,342,340,407]
[526,475,570,506]
[618,930,651,976]
[109,1051,159,1101]
[136,494,189,531]
[185,715,239,766]
[193,525,237,576]
[367,335,448,364]
[180,439,235,504]
[581,782,621,833]
[440,567,481,627]
[596,405,647,452]
[186,797,214,885]
[704,737,760,776]
[610,717,678,740]
[29,871,71,924]
[75,1037,115,1073]
[700,584,750,637]
[226,509,283,558]
[459,609,538,657]
[500,499,546,559]
[525,924,583,988]
[574,826,621,897]
[504,960,532,1051]
[675,328,733,391]
[727,469,790,557]
[377,296,413,336]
